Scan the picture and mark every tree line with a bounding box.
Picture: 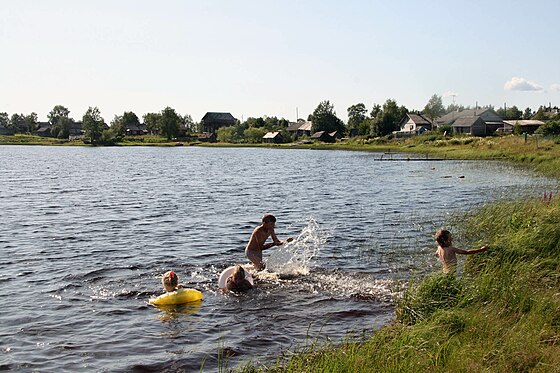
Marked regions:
[2,97,559,144]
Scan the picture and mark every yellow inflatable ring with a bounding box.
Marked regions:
[149,288,203,306]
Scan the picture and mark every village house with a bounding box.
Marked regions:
[36,122,52,137]
[262,131,283,144]
[286,121,312,139]
[397,113,432,135]
[125,123,147,136]
[201,112,236,134]
[310,131,336,143]
[437,108,504,136]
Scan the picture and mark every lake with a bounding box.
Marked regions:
[0,145,554,371]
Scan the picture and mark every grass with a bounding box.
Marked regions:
[239,196,560,372]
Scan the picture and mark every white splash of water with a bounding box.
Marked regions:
[266,218,327,275]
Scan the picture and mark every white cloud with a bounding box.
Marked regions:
[443,91,458,98]
[504,77,543,91]
[550,83,560,92]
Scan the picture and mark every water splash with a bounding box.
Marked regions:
[266,218,327,275]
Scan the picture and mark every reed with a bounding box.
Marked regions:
[240,196,560,372]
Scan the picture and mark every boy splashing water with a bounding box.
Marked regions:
[245,214,293,271]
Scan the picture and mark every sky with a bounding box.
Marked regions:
[1,0,560,123]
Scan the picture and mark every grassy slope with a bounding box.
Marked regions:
[236,198,560,372]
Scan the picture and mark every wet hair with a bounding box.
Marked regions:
[262,214,276,223]
[435,229,452,247]
[162,271,179,289]
[232,265,245,282]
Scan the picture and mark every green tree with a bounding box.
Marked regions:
[82,106,105,144]
[423,94,445,123]
[23,112,38,133]
[523,107,533,120]
[110,115,125,140]
[347,103,367,130]
[371,99,408,137]
[48,105,70,125]
[0,112,9,128]
[535,120,560,136]
[158,107,181,140]
[244,127,267,143]
[216,126,237,143]
[370,104,381,118]
[182,114,197,133]
[10,114,26,133]
[143,113,161,135]
[48,105,72,138]
[310,100,345,134]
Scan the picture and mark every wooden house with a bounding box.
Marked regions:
[398,113,432,134]
[262,131,283,144]
[287,121,313,139]
[201,112,236,134]
[36,122,52,137]
[438,108,503,136]
[310,131,335,143]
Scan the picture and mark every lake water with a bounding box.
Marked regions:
[0,145,554,372]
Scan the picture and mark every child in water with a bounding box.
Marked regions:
[161,271,184,292]
[434,229,489,275]
[245,214,293,271]
[225,265,253,292]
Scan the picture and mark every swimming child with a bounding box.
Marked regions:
[161,271,184,292]
[225,265,253,292]
[434,228,489,275]
[245,214,293,271]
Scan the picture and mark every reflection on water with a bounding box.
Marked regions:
[0,145,555,371]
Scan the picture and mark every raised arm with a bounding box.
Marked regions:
[455,245,489,255]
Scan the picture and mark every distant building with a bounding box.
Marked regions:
[286,121,312,139]
[262,131,283,144]
[398,113,432,135]
[125,123,146,136]
[36,122,52,137]
[201,112,237,134]
[437,108,503,136]
[310,131,335,143]
[503,120,544,134]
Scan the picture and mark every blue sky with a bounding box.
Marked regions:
[1,0,559,123]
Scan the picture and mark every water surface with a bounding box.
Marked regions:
[0,145,553,371]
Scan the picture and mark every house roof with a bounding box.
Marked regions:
[311,131,327,139]
[408,113,432,125]
[287,122,302,131]
[438,108,502,124]
[286,121,312,132]
[201,112,236,122]
[503,120,545,126]
[263,131,281,139]
[298,121,312,131]
[451,116,484,128]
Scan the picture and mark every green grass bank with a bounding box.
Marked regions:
[234,196,560,372]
